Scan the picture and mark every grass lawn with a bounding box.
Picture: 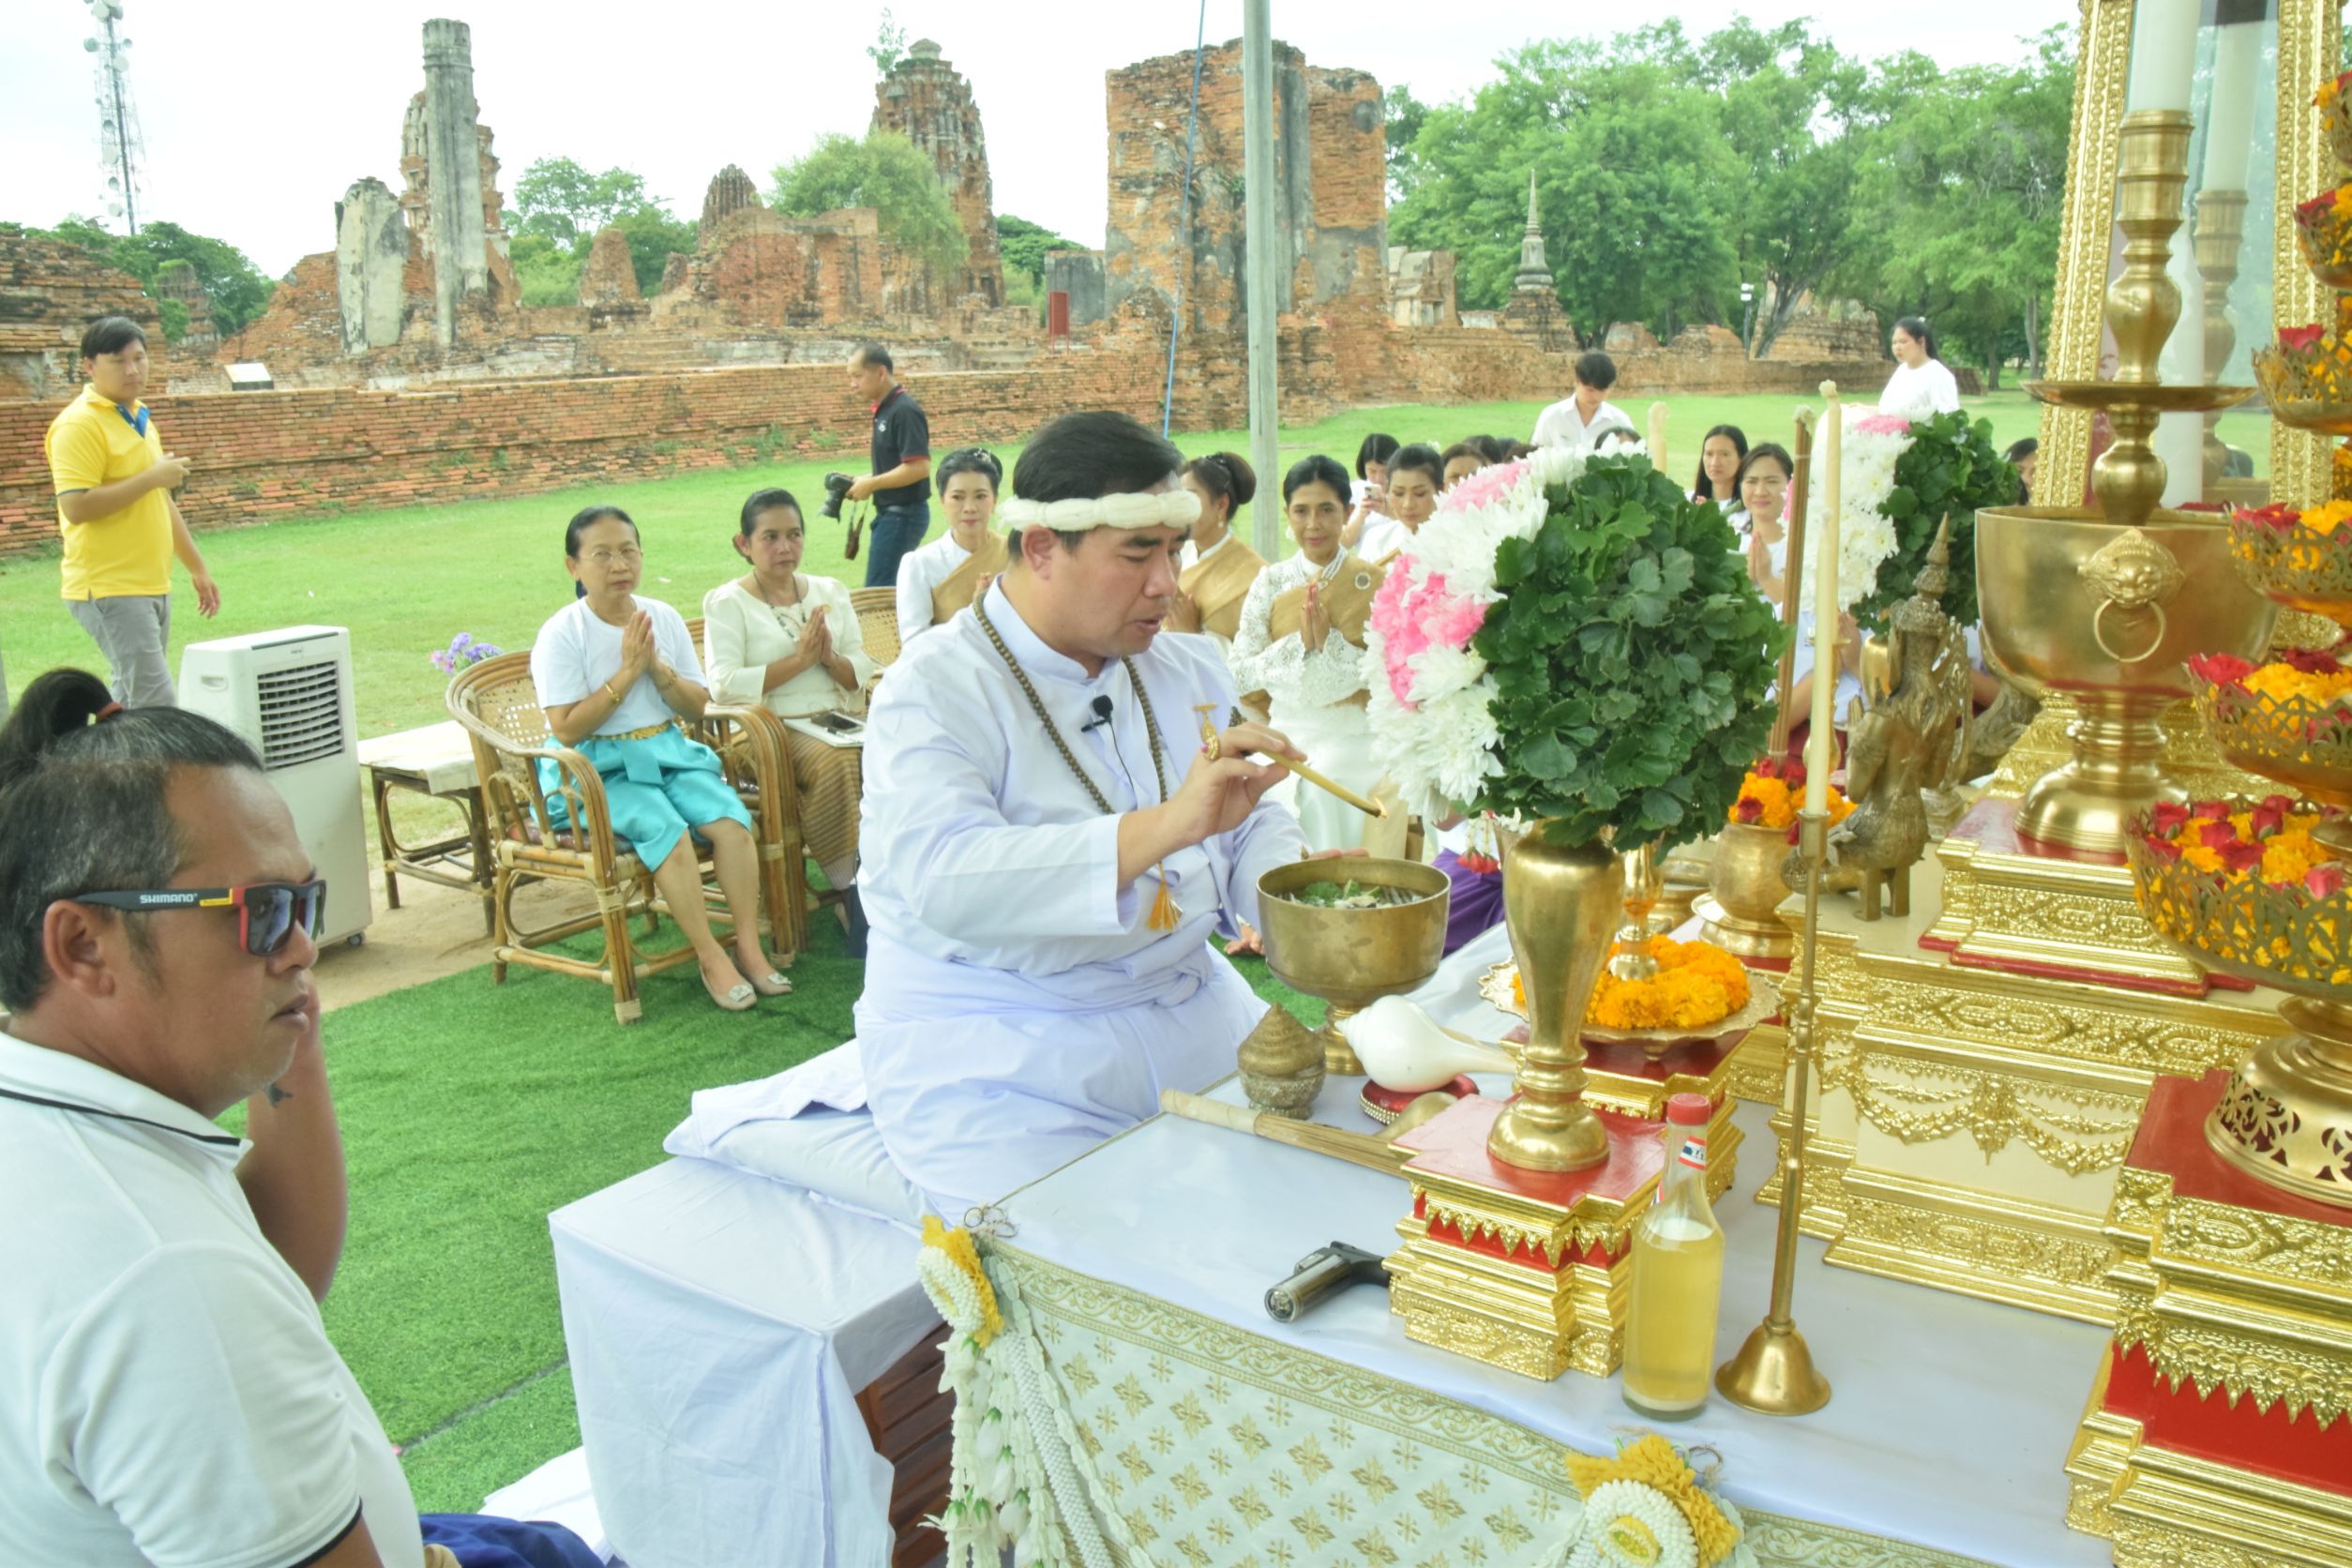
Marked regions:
[1,390,2063,736]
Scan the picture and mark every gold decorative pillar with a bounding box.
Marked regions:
[2274,0,2344,506]
[2036,0,2139,507]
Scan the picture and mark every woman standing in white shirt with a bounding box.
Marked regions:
[1879,316,1962,420]
[1230,455,1387,853]
[703,489,878,953]
[1725,445,1861,750]
[894,448,1007,642]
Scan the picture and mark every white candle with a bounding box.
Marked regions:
[2202,23,2261,189]
[1648,402,1669,475]
[2125,0,2197,113]
[1805,384,1841,815]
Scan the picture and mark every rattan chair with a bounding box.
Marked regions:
[850,587,900,677]
[445,650,798,1024]
[686,616,811,957]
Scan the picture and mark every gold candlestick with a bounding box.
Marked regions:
[1714,807,1832,1415]
[2194,188,2250,492]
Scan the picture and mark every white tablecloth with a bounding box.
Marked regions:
[993,923,2112,1567]
[550,1158,938,1568]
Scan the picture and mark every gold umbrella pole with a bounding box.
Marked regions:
[1714,807,1833,1415]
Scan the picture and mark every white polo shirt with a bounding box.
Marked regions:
[0,1028,425,1568]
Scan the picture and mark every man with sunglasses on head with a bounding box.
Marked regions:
[0,670,594,1568]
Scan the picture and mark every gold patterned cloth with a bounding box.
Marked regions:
[783,729,861,869]
[945,1244,2006,1568]
[932,529,1009,626]
[1180,536,1269,642]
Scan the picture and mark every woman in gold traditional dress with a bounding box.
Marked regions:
[1166,451,1268,679]
[894,448,1007,643]
[702,488,878,951]
[1230,455,1387,852]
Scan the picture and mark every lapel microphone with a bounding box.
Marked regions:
[1078,695,1115,732]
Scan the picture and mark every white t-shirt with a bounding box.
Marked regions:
[0,1031,425,1568]
[1530,397,1634,454]
[1357,513,1409,563]
[1879,358,1961,420]
[530,595,705,734]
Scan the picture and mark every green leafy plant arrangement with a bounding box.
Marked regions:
[1475,457,1789,850]
[1850,410,2014,633]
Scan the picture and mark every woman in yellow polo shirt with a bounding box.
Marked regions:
[45,316,219,707]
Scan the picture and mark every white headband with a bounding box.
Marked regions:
[998,490,1202,531]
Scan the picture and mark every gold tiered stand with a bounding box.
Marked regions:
[2067,468,2352,1568]
[1744,110,2299,1330]
[2058,66,2352,1567]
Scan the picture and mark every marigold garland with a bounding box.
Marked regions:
[1565,1434,1743,1567]
[920,1214,1003,1347]
[1518,936,1754,1033]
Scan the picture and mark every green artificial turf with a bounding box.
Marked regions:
[0,389,2084,739]
[283,892,1315,1510]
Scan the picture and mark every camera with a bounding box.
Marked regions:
[821,472,856,520]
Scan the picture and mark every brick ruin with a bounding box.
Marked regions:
[872,40,1003,308]
[0,234,165,399]
[0,21,1896,553]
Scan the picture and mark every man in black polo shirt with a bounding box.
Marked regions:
[845,341,933,589]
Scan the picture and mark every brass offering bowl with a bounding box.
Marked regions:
[1977,505,2278,859]
[1693,821,1796,958]
[1257,857,1451,1077]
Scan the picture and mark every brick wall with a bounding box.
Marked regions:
[0,347,1164,554]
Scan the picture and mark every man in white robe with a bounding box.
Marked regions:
[856,411,1309,1217]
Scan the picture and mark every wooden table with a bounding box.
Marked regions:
[357,720,493,932]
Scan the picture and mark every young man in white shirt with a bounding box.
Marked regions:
[0,672,596,1568]
[1530,350,1635,455]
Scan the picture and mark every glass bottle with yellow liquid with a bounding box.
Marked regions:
[1622,1092,1725,1419]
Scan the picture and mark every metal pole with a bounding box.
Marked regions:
[105,15,137,234]
[1242,0,1283,559]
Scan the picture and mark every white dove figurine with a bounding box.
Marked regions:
[1337,996,1516,1092]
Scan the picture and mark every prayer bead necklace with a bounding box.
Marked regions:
[973,596,1184,930]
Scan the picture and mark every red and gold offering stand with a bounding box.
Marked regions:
[1385,1094,1672,1380]
[2065,1072,2352,1565]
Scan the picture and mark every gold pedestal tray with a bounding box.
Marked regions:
[1753,839,2285,1325]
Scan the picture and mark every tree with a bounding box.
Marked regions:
[508,232,582,307]
[26,216,273,337]
[506,157,697,304]
[1833,30,2073,384]
[995,213,1078,288]
[867,8,907,77]
[611,206,698,296]
[1671,19,1871,357]
[510,158,656,252]
[1387,39,1740,340]
[771,130,968,283]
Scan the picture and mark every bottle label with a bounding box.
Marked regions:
[1676,1136,1707,1172]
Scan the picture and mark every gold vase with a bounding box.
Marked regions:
[1693,822,1795,958]
[1487,824,1614,1172]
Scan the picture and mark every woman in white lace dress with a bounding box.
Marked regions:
[1229,455,1387,852]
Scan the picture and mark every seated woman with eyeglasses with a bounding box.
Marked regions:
[532,505,789,1012]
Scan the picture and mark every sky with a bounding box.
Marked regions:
[3,1,2059,278]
